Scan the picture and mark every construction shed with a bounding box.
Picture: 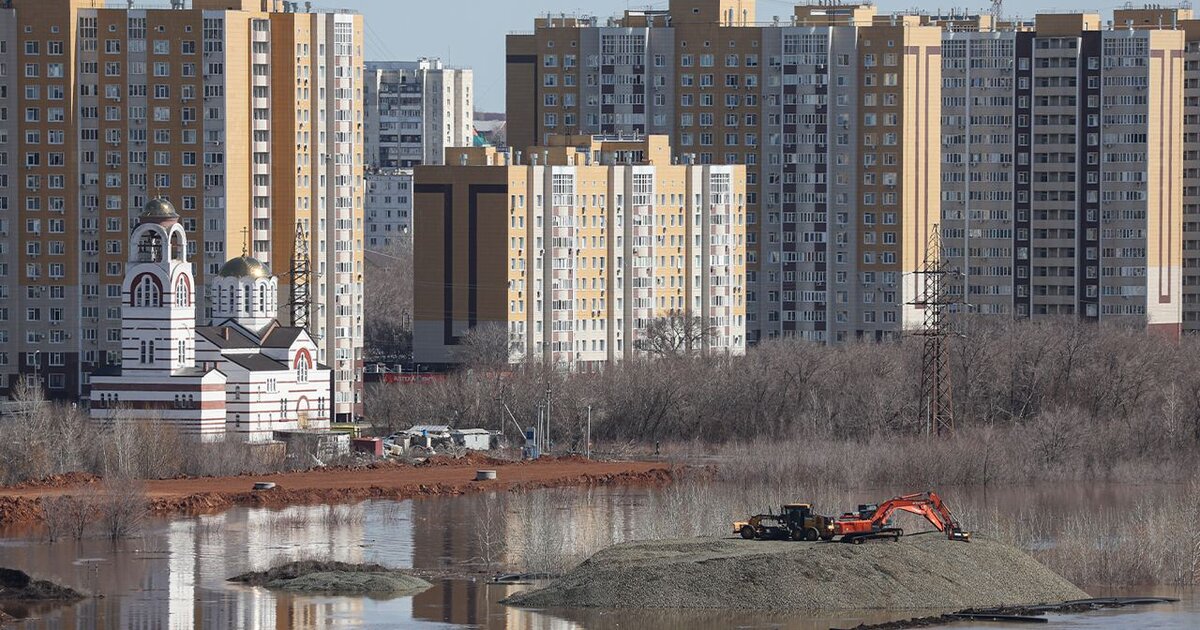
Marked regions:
[451,428,491,451]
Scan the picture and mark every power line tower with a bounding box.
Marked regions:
[990,0,1003,21]
[287,219,311,332]
[910,224,956,437]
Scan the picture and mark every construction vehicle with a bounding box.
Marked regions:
[733,503,836,541]
[833,491,971,544]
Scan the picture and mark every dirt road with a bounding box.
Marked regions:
[0,455,674,526]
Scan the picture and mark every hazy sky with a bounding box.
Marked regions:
[351,0,1116,112]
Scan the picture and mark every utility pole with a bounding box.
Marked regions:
[535,404,543,456]
[910,224,957,437]
[586,405,592,459]
[544,386,552,454]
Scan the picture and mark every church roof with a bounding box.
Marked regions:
[92,364,123,377]
[260,326,305,348]
[225,353,287,372]
[196,325,260,349]
[218,255,271,279]
[140,197,179,221]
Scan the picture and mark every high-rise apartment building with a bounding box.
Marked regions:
[937,12,1184,333]
[412,135,746,368]
[0,0,364,420]
[364,59,473,168]
[365,167,413,249]
[507,1,941,343]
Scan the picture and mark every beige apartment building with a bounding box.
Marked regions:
[0,0,364,419]
[507,1,942,343]
[412,135,746,368]
[937,11,1184,334]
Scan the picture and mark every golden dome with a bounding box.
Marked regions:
[140,198,179,220]
[217,255,271,279]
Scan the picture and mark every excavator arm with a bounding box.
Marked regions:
[869,492,970,541]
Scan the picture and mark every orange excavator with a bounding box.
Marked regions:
[833,491,971,544]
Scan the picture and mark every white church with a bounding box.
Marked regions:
[89,198,332,442]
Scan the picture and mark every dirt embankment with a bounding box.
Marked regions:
[504,536,1087,611]
[229,561,431,596]
[0,455,673,526]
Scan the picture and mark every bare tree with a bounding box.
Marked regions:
[364,241,414,362]
[633,310,715,358]
[456,323,513,372]
[94,478,148,540]
[42,496,94,542]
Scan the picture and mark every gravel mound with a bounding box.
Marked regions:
[503,536,1086,610]
[267,571,431,595]
[229,561,430,597]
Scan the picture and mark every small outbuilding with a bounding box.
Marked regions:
[451,428,491,451]
[404,425,452,450]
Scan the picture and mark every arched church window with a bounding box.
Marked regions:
[134,276,160,307]
[170,231,185,261]
[296,355,309,384]
[175,276,191,307]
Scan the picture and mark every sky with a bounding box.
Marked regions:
[350,0,1129,113]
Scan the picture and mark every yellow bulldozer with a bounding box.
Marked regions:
[733,503,836,542]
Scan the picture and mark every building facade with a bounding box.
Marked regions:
[90,198,331,442]
[412,135,746,368]
[0,0,363,419]
[938,12,1184,334]
[507,1,942,343]
[364,58,473,168]
[365,168,413,250]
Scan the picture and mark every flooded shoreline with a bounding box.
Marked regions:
[0,455,673,527]
[1,483,1197,629]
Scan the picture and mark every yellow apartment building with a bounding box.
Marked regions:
[413,135,746,368]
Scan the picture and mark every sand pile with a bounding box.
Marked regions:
[504,536,1086,610]
[229,561,430,596]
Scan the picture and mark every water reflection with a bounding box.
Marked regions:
[0,486,1197,629]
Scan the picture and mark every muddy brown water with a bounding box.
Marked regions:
[0,484,1196,629]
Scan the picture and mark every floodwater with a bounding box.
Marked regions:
[0,485,1196,629]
